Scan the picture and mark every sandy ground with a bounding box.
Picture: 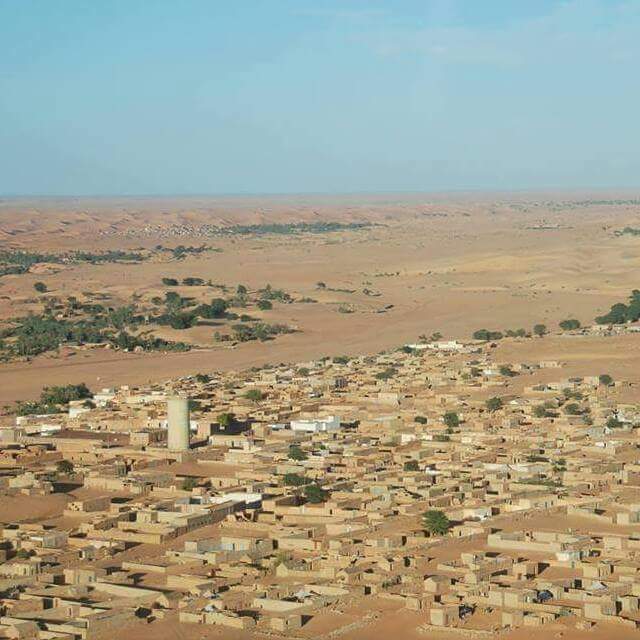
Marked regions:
[2,193,640,402]
[96,606,640,640]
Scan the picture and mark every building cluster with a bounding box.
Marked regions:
[0,340,639,638]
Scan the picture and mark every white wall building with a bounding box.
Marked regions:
[290,415,341,433]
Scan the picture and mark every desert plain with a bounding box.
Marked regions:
[2,193,640,640]
[1,192,640,404]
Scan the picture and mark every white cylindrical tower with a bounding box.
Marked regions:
[167,396,190,450]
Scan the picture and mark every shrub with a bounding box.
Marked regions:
[161,277,178,286]
[473,329,503,341]
[485,397,504,412]
[41,383,91,405]
[375,367,397,380]
[559,318,581,331]
[33,282,48,293]
[404,460,420,471]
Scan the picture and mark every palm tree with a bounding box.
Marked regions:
[423,510,451,535]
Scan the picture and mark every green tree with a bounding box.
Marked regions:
[217,412,235,428]
[288,444,308,461]
[33,282,48,293]
[485,397,504,412]
[304,483,328,503]
[168,311,196,329]
[375,367,397,380]
[56,459,74,474]
[473,329,503,341]
[257,299,273,311]
[606,416,623,429]
[443,411,460,429]
[422,510,451,535]
[559,318,581,331]
[533,404,552,418]
[533,323,547,337]
[244,388,264,402]
[41,383,91,405]
[563,402,582,415]
[283,473,310,486]
[182,277,204,286]
[499,365,516,377]
[599,374,614,387]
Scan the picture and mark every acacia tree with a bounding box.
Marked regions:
[559,319,580,331]
[533,324,547,337]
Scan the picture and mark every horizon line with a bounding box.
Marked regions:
[2,186,640,200]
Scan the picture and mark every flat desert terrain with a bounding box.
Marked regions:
[1,192,640,404]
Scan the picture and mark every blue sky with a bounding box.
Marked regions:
[0,0,639,195]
